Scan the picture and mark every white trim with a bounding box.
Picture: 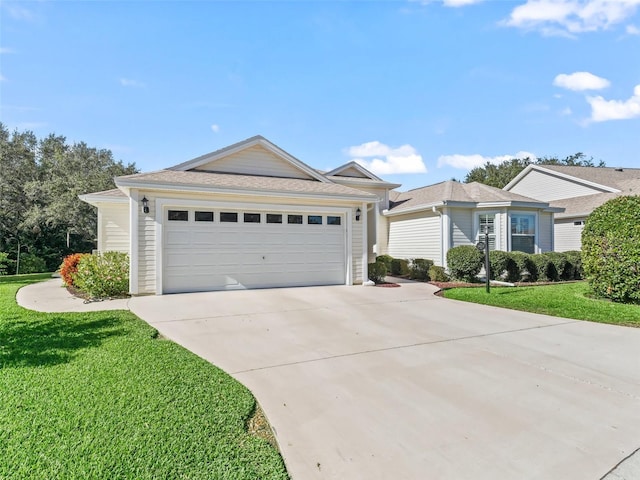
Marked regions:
[327,176,402,189]
[97,209,103,252]
[383,201,445,217]
[79,194,128,206]
[169,136,331,183]
[504,164,620,193]
[154,197,352,295]
[115,178,376,203]
[473,210,499,251]
[441,207,451,268]
[129,190,139,295]
[361,202,368,283]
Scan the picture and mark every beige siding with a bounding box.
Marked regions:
[509,169,606,201]
[99,203,129,253]
[336,166,368,178]
[195,145,313,179]
[554,218,585,252]
[450,208,473,247]
[377,215,389,256]
[538,212,553,252]
[387,212,441,264]
[138,194,157,294]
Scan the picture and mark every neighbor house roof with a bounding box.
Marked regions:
[539,165,640,190]
[115,169,377,201]
[550,178,640,218]
[385,181,556,216]
[78,188,128,206]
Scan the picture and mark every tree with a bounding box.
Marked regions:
[581,196,640,304]
[0,123,138,272]
[464,153,606,188]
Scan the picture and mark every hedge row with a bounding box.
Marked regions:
[446,246,583,283]
[368,255,448,283]
[60,251,129,298]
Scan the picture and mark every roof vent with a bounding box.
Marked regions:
[615,168,624,172]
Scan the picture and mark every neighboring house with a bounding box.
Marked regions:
[81,135,396,295]
[81,136,560,295]
[504,165,640,251]
[380,181,561,267]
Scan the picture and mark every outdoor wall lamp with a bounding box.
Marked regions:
[355,207,361,221]
[141,196,149,214]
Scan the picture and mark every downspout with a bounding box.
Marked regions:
[432,206,444,268]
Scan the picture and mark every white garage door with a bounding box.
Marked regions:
[162,207,346,293]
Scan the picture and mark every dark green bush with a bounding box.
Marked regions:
[0,252,11,275]
[74,251,129,298]
[368,261,387,284]
[428,265,449,282]
[544,252,568,281]
[509,251,535,282]
[488,251,518,281]
[375,254,394,271]
[582,195,640,304]
[447,246,483,282]
[409,258,434,281]
[564,250,583,280]
[529,253,557,282]
[390,258,410,276]
[18,254,48,274]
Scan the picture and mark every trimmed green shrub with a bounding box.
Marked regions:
[409,258,434,281]
[368,261,387,284]
[509,251,535,282]
[545,252,571,281]
[0,252,11,275]
[488,251,518,281]
[564,250,583,280]
[18,254,48,274]
[60,253,90,287]
[529,253,556,282]
[447,246,483,282]
[390,258,410,276]
[428,265,449,282]
[375,254,394,271]
[74,251,129,298]
[582,195,640,304]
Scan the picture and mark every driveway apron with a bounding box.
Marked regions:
[129,284,640,480]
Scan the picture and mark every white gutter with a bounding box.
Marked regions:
[432,205,445,268]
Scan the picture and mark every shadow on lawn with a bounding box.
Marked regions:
[0,314,125,368]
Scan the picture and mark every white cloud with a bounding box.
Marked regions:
[119,78,145,88]
[553,72,611,91]
[4,4,35,21]
[0,73,5,82]
[437,151,537,170]
[0,47,15,54]
[587,84,640,122]
[346,141,427,175]
[627,24,640,34]
[442,0,484,6]
[504,0,640,35]
[210,124,220,133]
[560,107,573,115]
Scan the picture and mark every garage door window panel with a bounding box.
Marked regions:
[220,212,238,223]
[327,216,341,225]
[267,214,282,224]
[195,211,214,222]
[308,215,323,225]
[244,213,261,223]
[168,210,188,221]
[288,214,303,224]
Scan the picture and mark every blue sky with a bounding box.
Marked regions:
[1,0,639,191]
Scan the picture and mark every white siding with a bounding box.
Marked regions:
[450,208,473,247]
[138,194,157,294]
[509,169,607,201]
[99,203,129,253]
[538,212,553,252]
[377,215,389,256]
[387,212,441,264]
[335,166,368,178]
[555,218,585,252]
[194,145,313,179]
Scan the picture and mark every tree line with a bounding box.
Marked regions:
[464,153,605,188]
[0,123,137,274]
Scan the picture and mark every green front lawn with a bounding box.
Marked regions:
[443,281,640,327]
[0,275,288,479]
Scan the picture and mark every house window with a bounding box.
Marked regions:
[477,213,496,250]
[574,220,585,226]
[511,213,536,254]
[220,212,238,223]
[308,215,323,225]
[288,214,303,224]
[267,214,282,224]
[244,213,261,223]
[195,211,214,222]
[168,210,188,221]
[327,216,341,225]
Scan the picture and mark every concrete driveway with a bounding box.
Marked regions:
[129,283,640,480]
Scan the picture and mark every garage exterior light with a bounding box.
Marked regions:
[355,207,361,221]
[141,196,150,214]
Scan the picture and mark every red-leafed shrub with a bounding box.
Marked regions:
[60,253,89,287]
